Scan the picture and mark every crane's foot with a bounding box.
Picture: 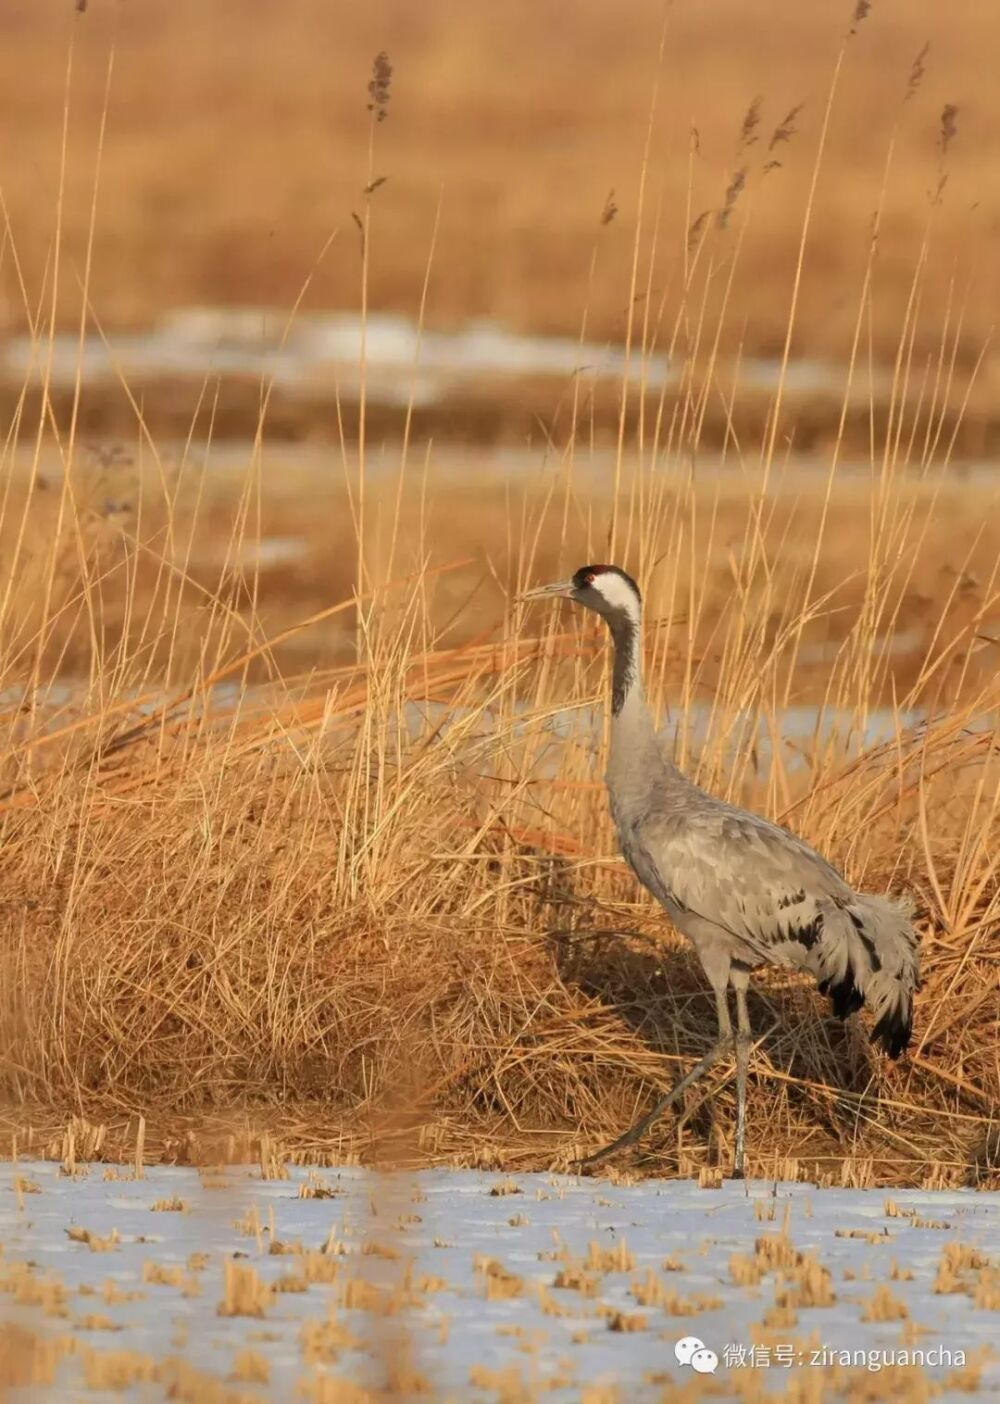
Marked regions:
[575,1036,734,1172]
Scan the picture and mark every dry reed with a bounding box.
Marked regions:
[0,0,997,1193]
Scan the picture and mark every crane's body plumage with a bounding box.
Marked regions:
[606,672,917,1057]
[521,562,921,1173]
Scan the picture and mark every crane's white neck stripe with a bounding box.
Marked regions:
[592,571,641,623]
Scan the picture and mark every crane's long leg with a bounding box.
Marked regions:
[579,988,733,1169]
[733,980,751,1180]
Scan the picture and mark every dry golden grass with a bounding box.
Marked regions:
[0,435,998,1180]
[0,0,997,1194]
[2,449,998,700]
[0,447,997,1188]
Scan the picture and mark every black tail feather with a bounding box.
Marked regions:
[819,972,865,1020]
[870,1004,912,1060]
[820,965,912,1058]
[814,892,918,1059]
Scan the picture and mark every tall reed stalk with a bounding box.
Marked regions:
[0,7,996,1186]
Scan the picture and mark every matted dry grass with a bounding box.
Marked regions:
[0,443,998,1185]
[0,0,998,1188]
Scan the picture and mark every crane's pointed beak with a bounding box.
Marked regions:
[517,578,576,602]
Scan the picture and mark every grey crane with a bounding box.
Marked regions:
[520,563,920,1177]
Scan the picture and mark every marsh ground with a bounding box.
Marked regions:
[0,0,998,1243]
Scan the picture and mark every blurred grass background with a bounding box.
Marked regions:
[1,0,995,363]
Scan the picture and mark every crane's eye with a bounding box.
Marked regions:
[584,572,595,585]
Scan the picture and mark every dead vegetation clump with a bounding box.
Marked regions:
[217,1262,272,1319]
[0,23,998,1185]
[0,505,997,1180]
[933,1241,1000,1307]
[553,1265,602,1297]
[585,1240,636,1275]
[475,1256,525,1301]
[66,1226,120,1253]
[861,1284,910,1322]
[606,1309,647,1332]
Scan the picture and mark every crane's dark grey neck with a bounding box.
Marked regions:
[602,588,685,794]
[607,608,642,716]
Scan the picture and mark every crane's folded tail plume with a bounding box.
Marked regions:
[813,893,920,1058]
[856,892,920,1058]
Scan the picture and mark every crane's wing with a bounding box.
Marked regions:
[629,803,849,955]
[619,794,919,1057]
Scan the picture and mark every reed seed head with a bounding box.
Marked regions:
[938,102,959,157]
[367,51,393,123]
[905,42,930,102]
[718,167,747,230]
[769,103,804,152]
[849,0,873,37]
[739,96,763,150]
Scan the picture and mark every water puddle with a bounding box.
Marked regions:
[3,307,667,406]
[2,306,873,408]
[404,697,933,774]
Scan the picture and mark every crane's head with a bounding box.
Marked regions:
[519,564,642,627]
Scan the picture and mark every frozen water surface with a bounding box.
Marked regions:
[0,1162,997,1400]
[1,306,892,412]
[0,308,670,408]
